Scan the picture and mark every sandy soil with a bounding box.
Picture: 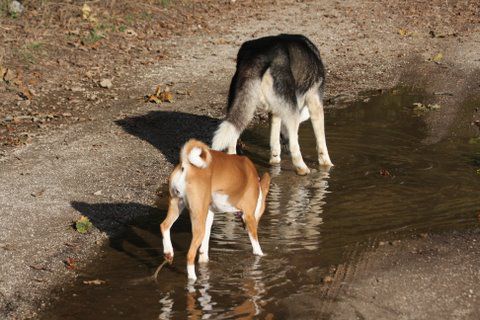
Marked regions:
[1,0,479,318]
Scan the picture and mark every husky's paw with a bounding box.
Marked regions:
[318,155,334,167]
[198,254,209,264]
[269,155,281,165]
[295,166,311,176]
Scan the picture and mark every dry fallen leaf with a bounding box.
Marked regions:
[3,68,15,82]
[29,264,50,271]
[81,3,97,23]
[379,169,391,177]
[82,3,91,19]
[431,53,443,63]
[0,65,7,79]
[412,102,441,114]
[31,189,45,197]
[145,85,174,104]
[83,279,106,285]
[125,28,138,37]
[398,28,409,36]
[65,257,75,270]
[18,83,33,100]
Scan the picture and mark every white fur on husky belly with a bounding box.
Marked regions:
[210,193,239,213]
[299,106,310,123]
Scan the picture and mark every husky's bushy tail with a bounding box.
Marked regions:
[211,121,240,152]
[181,139,212,169]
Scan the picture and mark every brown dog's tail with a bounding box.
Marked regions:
[181,139,212,169]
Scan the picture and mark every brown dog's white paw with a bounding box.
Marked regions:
[187,265,197,281]
[164,252,174,264]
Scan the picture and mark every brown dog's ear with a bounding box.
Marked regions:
[259,172,271,196]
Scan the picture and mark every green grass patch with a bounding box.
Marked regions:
[15,41,45,64]
[160,0,171,8]
[82,29,105,45]
[469,137,480,145]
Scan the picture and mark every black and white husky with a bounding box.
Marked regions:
[211,34,333,175]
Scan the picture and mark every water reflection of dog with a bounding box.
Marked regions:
[231,256,266,319]
[268,167,330,251]
[186,265,213,320]
[182,256,266,320]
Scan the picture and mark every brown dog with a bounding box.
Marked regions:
[160,139,271,281]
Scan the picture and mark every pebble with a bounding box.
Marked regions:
[8,1,24,16]
[70,86,85,92]
[99,79,113,89]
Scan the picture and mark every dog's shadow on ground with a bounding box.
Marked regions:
[71,200,191,270]
[115,110,220,164]
[69,111,219,269]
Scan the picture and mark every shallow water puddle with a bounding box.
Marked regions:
[41,88,480,319]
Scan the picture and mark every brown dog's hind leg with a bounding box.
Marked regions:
[185,185,210,281]
[243,209,264,256]
[198,210,214,263]
[160,197,183,263]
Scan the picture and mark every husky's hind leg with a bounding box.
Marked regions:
[269,114,282,164]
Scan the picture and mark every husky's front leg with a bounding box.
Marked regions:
[306,93,333,167]
[285,117,310,175]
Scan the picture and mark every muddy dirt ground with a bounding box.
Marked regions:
[1,0,480,319]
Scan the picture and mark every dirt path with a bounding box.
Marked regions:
[1,0,479,318]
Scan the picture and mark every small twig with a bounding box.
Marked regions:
[152,258,171,282]
[434,91,453,96]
